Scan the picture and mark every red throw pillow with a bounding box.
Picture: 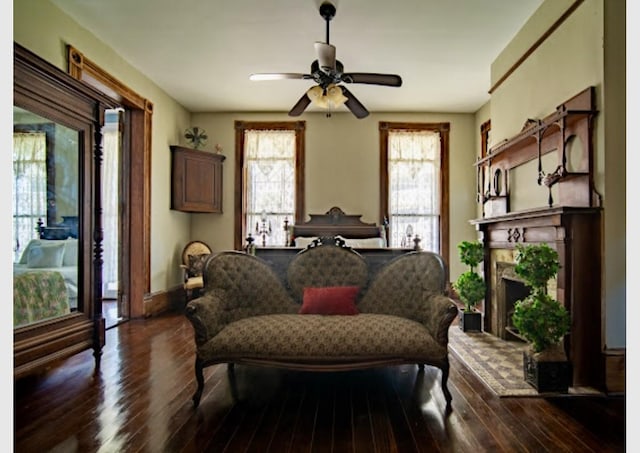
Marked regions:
[299,286,360,315]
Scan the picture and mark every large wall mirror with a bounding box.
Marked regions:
[13,42,116,379]
[13,106,80,327]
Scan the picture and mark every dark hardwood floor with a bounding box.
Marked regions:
[14,312,625,452]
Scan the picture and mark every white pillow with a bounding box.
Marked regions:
[18,239,41,264]
[336,236,385,248]
[26,243,65,268]
[294,237,318,248]
[19,239,78,266]
[62,239,78,266]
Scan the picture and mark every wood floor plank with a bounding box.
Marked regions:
[449,353,551,452]
[331,374,355,453]
[12,312,626,453]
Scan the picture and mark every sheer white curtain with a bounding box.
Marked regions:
[244,129,296,247]
[388,130,441,250]
[13,132,47,261]
[101,116,121,298]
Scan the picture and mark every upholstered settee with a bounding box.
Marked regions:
[185,240,459,409]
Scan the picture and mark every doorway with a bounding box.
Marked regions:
[102,108,127,329]
[67,44,152,321]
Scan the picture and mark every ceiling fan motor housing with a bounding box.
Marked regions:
[319,2,336,21]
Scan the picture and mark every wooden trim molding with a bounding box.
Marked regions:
[488,0,584,94]
[67,44,153,319]
[143,286,185,317]
[378,122,450,267]
[604,348,625,394]
[233,121,306,250]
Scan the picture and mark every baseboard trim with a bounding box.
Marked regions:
[604,348,625,395]
[143,285,184,317]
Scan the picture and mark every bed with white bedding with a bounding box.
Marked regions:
[13,238,79,312]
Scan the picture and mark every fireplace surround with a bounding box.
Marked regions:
[472,206,603,389]
[470,86,604,390]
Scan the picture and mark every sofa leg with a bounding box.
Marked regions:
[441,360,453,410]
[192,358,205,407]
[227,363,239,402]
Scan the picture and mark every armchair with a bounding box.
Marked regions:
[180,240,212,303]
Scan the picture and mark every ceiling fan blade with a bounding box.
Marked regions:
[342,73,403,87]
[314,42,336,72]
[340,86,369,119]
[288,92,312,117]
[250,73,311,81]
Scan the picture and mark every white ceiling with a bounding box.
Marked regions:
[51,0,543,114]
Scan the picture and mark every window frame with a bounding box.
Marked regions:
[379,121,450,266]
[234,121,306,250]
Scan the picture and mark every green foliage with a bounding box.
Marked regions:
[514,243,559,292]
[457,240,484,271]
[454,240,485,312]
[453,270,485,312]
[511,243,569,353]
[512,293,570,353]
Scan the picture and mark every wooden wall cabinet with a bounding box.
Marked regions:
[171,146,225,213]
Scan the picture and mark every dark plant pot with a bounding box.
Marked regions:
[458,309,482,332]
[523,350,570,393]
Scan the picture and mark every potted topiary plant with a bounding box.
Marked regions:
[511,243,571,393]
[452,240,485,332]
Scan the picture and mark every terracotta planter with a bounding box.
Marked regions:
[458,309,482,332]
[522,346,570,393]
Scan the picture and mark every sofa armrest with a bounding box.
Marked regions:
[184,290,227,346]
[414,294,459,346]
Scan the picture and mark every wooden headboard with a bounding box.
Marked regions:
[289,206,386,245]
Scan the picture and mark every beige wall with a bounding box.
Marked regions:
[190,111,478,279]
[489,0,625,348]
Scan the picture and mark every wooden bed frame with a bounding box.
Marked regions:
[254,207,421,285]
[288,206,386,246]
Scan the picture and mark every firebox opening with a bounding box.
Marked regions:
[503,278,530,342]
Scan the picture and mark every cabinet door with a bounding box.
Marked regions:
[171,146,225,213]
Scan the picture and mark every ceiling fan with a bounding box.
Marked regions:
[249,1,403,119]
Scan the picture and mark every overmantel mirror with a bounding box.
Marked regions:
[13,42,116,379]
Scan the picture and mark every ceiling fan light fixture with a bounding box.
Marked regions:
[306,84,347,111]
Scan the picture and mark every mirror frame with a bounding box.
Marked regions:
[13,42,117,379]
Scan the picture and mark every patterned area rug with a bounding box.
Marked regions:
[447,326,603,397]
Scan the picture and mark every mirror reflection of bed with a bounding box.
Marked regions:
[12,106,79,328]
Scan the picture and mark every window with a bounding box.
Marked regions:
[379,122,449,264]
[234,121,305,250]
[13,127,49,262]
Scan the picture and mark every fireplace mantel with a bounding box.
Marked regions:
[471,206,603,390]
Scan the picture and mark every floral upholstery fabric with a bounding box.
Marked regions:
[286,245,368,303]
[14,270,70,327]
[200,314,447,362]
[187,253,210,277]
